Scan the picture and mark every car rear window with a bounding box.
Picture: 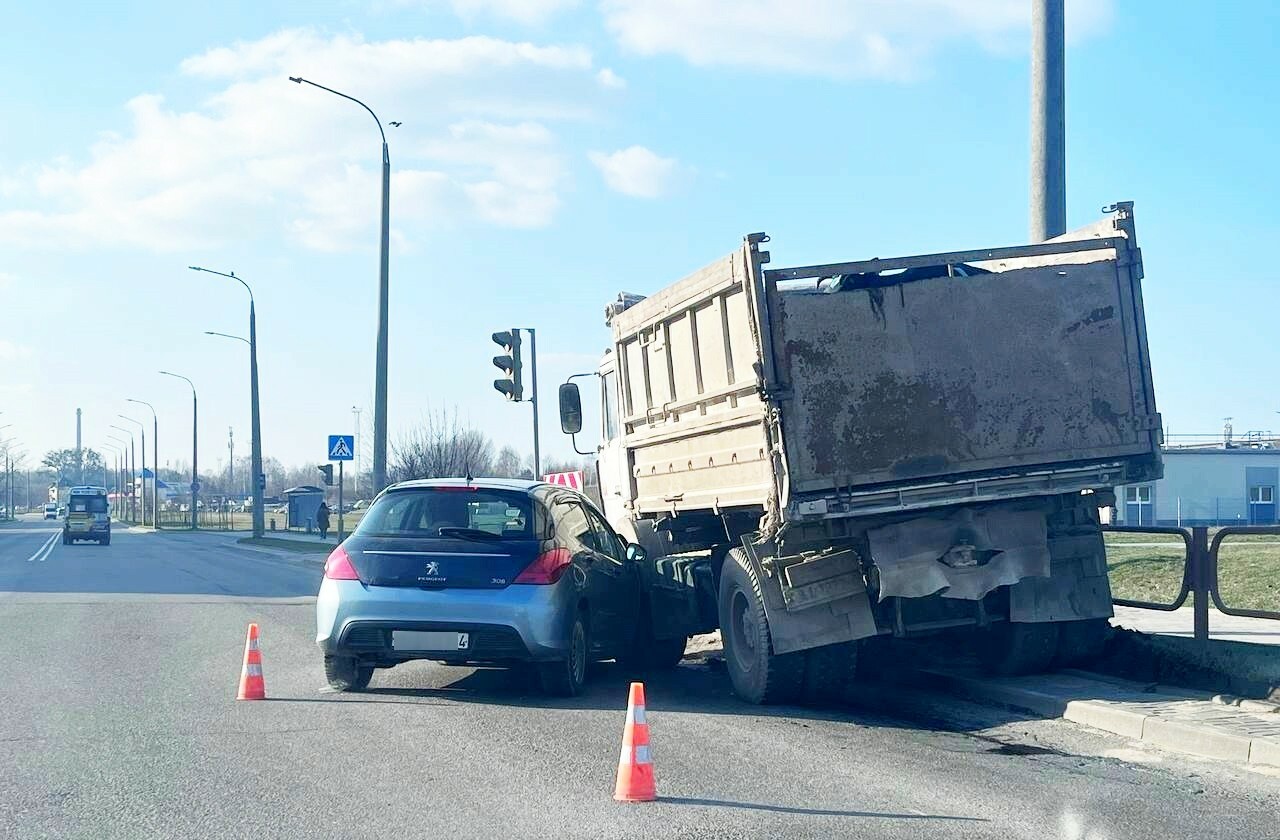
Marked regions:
[356,488,541,539]
[70,497,108,513]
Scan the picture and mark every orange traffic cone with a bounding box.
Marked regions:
[236,623,266,700]
[614,681,656,802]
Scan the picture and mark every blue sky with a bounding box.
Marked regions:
[2,0,1277,476]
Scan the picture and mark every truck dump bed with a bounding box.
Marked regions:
[608,204,1160,522]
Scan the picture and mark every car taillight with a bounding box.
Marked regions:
[514,547,572,585]
[324,545,361,581]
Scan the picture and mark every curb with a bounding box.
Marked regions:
[919,668,1280,769]
[228,541,327,567]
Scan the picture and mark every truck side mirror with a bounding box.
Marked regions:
[559,383,583,434]
[625,543,648,563]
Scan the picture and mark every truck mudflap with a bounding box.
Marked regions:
[742,540,878,656]
[866,508,1050,602]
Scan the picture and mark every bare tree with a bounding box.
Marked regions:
[491,446,524,478]
[391,408,494,482]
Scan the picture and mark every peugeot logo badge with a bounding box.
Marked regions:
[424,561,440,576]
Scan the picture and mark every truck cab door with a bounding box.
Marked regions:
[596,363,632,536]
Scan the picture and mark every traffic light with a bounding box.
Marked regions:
[318,464,334,486]
[492,329,523,402]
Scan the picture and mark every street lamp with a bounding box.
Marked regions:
[118,415,148,525]
[289,76,395,495]
[109,424,137,523]
[126,398,159,528]
[101,443,120,512]
[160,370,199,530]
[107,435,129,517]
[190,265,265,538]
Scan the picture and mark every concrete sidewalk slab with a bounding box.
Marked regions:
[921,666,1280,768]
[1111,605,1280,645]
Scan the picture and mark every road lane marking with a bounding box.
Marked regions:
[26,531,60,563]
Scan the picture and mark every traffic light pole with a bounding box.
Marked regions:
[527,328,540,480]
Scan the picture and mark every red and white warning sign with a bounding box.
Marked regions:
[543,470,584,491]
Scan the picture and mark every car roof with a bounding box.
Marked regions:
[383,477,547,494]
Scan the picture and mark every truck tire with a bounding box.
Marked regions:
[325,655,374,691]
[1053,618,1111,668]
[978,621,1060,676]
[719,547,805,704]
[802,641,859,706]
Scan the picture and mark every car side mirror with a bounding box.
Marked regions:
[625,543,648,563]
[559,383,583,434]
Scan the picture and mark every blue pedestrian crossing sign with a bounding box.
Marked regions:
[327,435,355,461]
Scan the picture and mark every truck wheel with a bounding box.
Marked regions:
[802,641,859,706]
[1054,618,1111,667]
[978,621,1060,676]
[325,655,374,691]
[62,533,70,545]
[719,547,805,704]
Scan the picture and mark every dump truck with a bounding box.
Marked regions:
[557,202,1162,704]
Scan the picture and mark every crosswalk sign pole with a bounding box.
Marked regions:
[338,461,345,542]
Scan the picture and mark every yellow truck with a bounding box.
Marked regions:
[63,486,111,545]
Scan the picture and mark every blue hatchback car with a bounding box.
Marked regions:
[316,478,675,695]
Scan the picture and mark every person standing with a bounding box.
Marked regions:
[316,501,331,540]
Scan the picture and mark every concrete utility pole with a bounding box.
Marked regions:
[289,76,395,496]
[1030,0,1066,242]
[351,406,362,499]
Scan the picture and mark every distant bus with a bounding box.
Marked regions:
[63,486,111,546]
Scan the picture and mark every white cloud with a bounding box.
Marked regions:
[589,146,679,198]
[432,0,582,25]
[0,340,33,362]
[596,68,626,89]
[0,30,600,252]
[602,0,1112,79]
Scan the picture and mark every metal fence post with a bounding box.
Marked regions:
[1191,526,1210,643]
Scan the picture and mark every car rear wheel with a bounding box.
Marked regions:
[324,655,374,691]
[62,533,70,545]
[100,535,110,546]
[539,613,588,697]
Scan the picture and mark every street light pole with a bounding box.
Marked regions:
[111,424,137,523]
[126,399,159,528]
[289,76,394,495]
[191,267,264,538]
[119,415,147,525]
[161,371,198,529]
[107,436,129,518]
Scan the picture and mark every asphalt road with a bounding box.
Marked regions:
[1,515,1277,839]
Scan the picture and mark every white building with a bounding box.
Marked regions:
[1114,447,1279,526]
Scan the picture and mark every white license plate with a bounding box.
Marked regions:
[391,630,470,651]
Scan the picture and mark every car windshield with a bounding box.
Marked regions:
[356,488,540,539]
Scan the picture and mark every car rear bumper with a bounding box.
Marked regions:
[316,578,574,663]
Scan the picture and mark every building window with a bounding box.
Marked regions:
[1249,485,1275,525]
[1124,484,1153,525]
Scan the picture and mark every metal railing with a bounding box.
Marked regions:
[1104,524,1280,641]
[155,508,233,530]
